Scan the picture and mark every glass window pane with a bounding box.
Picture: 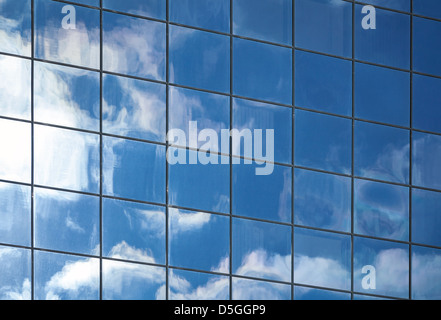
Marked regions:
[168,148,230,214]
[294,228,351,291]
[413,74,441,134]
[34,188,100,255]
[103,198,165,265]
[103,74,166,142]
[170,25,229,93]
[103,260,166,300]
[414,0,441,22]
[0,182,31,247]
[360,0,410,11]
[35,62,100,131]
[412,188,441,247]
[0,0,31,56]
[355,179,409,241]
[170,0,229,33]
[354,237,409,299]
[169,209,229,272]
[294,169,351,233]
[0,246,31,300]
[0,55,31,120]
[233,163,292,223]
[412,131,441,191]
[103,137,166,204]
[35,0,100,69]
[295,50,352,117]
[413,17,441,78]
[232,277,291,300]
[295,110,352,175]
[412,245,441,300]
[103,12,166,80]
[34,251,100,300]
[233,218,291,282]
[355,5,410,69]
[233,38,292,105]
[295,0,352,58]
[34,125,100,193]
[354,121,410,184]
[294,286,351,300]
[69,0,99,6]
[169,269,229,300]
[0,119,31,184]
[355,63,410,127]
[103,0,165,20]
[233,0,292,45]
[233,98,292,165]
[169,86,230,151]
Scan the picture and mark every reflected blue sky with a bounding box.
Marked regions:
[294,286,350,300]
[413,17,441,77]
[413,74,441,134]
[412,189,441,247]
[361,0,410,11]
[0,0,31,56]
[412,245,441,300]
[414,0,441,19]
[232,277,291,300]
[0,246,31,300]
[103,0,165,20]
[412,131,441,191]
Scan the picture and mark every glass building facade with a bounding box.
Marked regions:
[1,0,441,300]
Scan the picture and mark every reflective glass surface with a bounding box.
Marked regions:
[294,228,351,291]
[233,218,291,282]
[412,189,441,247]
[412,245,441,300]
[354,237,409,299]
[412,131,441,191]
[0,246,31,300]
[169,209,229,272]
[295,50,352,117]
[103,0,165,20]
[294,286,351,300]
[354,121,410,184]
[0,0,31,56]
[0,55,31,120]
[413,17,441,77]
[360,0,410,11]
[70,0,99,6]
[414,0,441,19]
[295,110,352,175]
[35,0,100,69]
[413,74,441,134]
[232,277,291,300]
[294,169,351,233]
[233,0,292,45]
[233,38,292,105]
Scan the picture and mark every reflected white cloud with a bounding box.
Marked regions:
[0,247,31,300]
[412,250,441,299]
[169,209,212,234]
[0,3,31,56]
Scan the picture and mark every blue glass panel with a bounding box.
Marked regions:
[0,55,31,120]
[34,125,100,193]
[413,74,441,134]
[0,0,31,56]
[103,74,166,142]
[355,63,410,127]
[412,131,441,191]
[412,245,441,300]
[233,163,292,223]
[34,251,99,300]
[414,0,441,20]
[103,137,166,203]
[294,169,351,233]
[103,12,166,80]
[233,38,292,105]
[0,119,31,184]
[170,25,229,93]
[168,149,230,214]
[360,0,410,11]
[69,0,99,6]
[233,218,291,282]
[354,237,409,299]
[294,228,351,291]
[0,182,31,247]
[103,0,165,20]
[295,110,352,175]
[353,294,394,300]
[355,179,409,241]
[354,121,409,184]
[295,0,352,58]
[34,188,100,255]
[233,98,292,164]
[295,50,352,117]
[233,0,292,45]
[0,246,31,300]
[35,62,100,131]
[413,17,441,77]
[232,277,291,300]
[103,260,166,300]
[35,0,100,69]
[170,0,229,33]
[169,269,229,300]
[103,198,165,265]
[294,286,351,300]
[169,209,229,272]
[355,5,410,69]
[412,189,441,247]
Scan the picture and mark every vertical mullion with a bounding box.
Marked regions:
[409,0,414,301]
[229,0,234,301]
[166,0,170,301]
[351,0,355,300]
[291,0,295,301]
[30,0,35,302]
[99,0,103,301]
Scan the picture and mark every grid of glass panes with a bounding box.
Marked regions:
[1,0,441,300]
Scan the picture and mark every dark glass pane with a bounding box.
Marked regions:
[414,0,441,21]
[413,17,441,77]
[412,188,441,247]
[360,0,410,11]
[413,74,441,134]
